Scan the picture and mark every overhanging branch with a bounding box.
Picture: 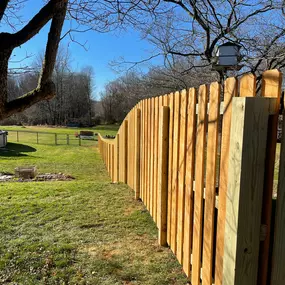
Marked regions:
[10,0,66,48]
[0,0,9,22]
[2,81,55,120]
[38,0,68,85]
[0,0,68,120]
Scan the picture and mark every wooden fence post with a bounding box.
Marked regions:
[158,106,169,246]
[17,131,19,142]
[222,97,277,285]
[258,69,282,285]
[55,133,57,145]
[67,134,69,145]
[116,134,120,182]
[36,132,39,144]
[124,120,128,184]
[111,144,115,182]
[108,144,111,173]
[271,108,285,285]
[134,109,141,199]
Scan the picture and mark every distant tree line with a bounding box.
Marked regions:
[100,59,218,123]
[2,49,95,126]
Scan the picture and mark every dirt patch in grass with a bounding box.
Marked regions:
[0,172,75,182]
[81,234,169,266]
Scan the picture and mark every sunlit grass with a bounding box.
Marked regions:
[1,124,119,136]
[1,125,119,147]
[0,129,188,284]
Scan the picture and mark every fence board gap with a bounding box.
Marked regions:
[167,93,175,246]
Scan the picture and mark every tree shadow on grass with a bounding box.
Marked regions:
[0,143,37,157]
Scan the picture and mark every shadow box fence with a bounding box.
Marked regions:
[98,69,285,285]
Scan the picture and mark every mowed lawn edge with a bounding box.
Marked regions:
[0,132,188,284]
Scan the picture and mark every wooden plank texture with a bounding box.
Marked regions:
[124,120,128,183]
[170,91,181,253]
[240,73,256,97]
[202,82,220,285]
[258,69,282,285]
[177,89,188,263]
[156,96,163,223]
[222,97,274,285]
[215,77,237,285]
[141,100,146,202]
[167,93,174,246]
[158,106,170,246]
[111,144,115,181]
[116,134,120,182]
[183,88,197,277]
[147,99,151,210]
[271,109,285,285]
[150,98,155,217]
[192,84,208,285]
[144,99,148,204]
[134,108,141,199]
[153,97,159,223]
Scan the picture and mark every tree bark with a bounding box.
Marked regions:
[0,48,12,117]
[0,0,67,120]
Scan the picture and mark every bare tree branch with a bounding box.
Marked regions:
[3,81,55,119]
[1,0,67,119]
[10,0,66,48]
[38,0,68,85]
[0,0,9,22]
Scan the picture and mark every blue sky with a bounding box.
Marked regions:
[5,1,162,99]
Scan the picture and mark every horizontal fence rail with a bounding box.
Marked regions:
[98,70,285,285]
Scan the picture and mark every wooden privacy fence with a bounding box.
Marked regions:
[98,69,285,285]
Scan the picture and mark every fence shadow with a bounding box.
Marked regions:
[0,142,37,157]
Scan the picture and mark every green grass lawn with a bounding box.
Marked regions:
[1,125,119,147]
[0,132,188,284]
[2,125,119,136]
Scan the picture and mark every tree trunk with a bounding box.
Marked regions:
[0,48,12,114]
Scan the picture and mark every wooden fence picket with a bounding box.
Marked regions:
[167,93,174,246]
[177,89,188,263]
[171,91,181,254]
[150,98,155,217]
[158,106,170,246]
[271,107,285,285]
[134,108,141,199]
[258,70,282,285]
[153,96,159,223]
[97,69,284,285]
[183,87,197,277]
[215,77,237,285]
[192,85,208,285]
[222,97,276,285]
[202,82,220,285]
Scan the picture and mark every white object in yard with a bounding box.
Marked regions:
[0,131,8,147]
